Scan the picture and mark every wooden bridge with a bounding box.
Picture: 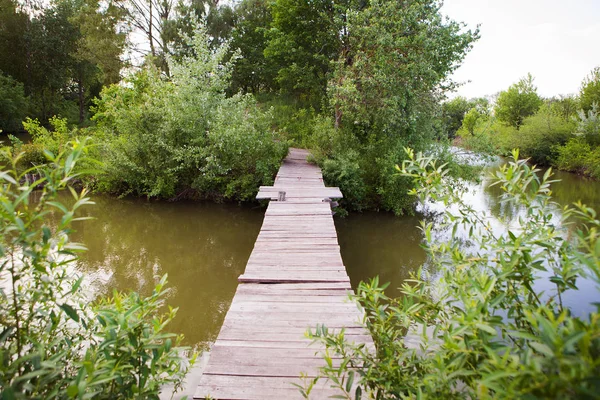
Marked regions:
[194,148,372,400]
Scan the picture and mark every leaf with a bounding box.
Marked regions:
[60,303,80,323]
[345,370,355,393]
[529,342,553,357]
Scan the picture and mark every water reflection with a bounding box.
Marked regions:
[69,195,264,350]
[336,212,428,298]
[338,157,600,317]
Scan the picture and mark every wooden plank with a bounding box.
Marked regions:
[194,148,370,400]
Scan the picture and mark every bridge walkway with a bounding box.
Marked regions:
[194,148,372,400]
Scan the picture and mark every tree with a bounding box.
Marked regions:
[0,0,29,86]
[579,66,600,113]
[494,73,543,129]
[549,94,578,121]
[318,0,479,214]
[229,0,276,94]
[0,72,28,132]
[264,0,341,109]
[441,96,471,138]
[69,0,127,123]
[461,106,482,135]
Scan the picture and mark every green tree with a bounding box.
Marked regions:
[264,0,340,109]
[441,96,471,138]
[461,106,482,135]
[495,73,543,129]
[92,25,287,200]
[69,0,127,123]
[0,72,28,132]
[319,0,478,214]
[229,0,276,94]
[580,66,600,113]
[549,94,579,121]
[0,0,28,86]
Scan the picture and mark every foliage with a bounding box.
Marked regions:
[0,141,192,399]
[264,0,340,109]
[229,0,276,94]
[580,66,600,113]
[461,106,483,135]
[440,97,490,138]
[440,97,472,138]
[310,149,600,399]
[312,0,478,214]
[0,73,28,132]
[92,25,287,200]
[574,103,600,142]
[0,0,126,126]
[495,73,543,129]
[549,95,579,121]
[555,137,600,179]
[459,105,578,167]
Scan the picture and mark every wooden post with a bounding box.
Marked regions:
[278,191,286,201]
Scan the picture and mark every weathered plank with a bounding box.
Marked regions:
[194,148,371,400]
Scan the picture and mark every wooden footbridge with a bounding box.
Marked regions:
[194,148,372,399]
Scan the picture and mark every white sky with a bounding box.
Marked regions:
[441,0,600,99]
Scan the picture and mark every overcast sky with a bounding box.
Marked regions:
[441,0,600,99]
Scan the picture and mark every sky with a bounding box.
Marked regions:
[441,0,600,99]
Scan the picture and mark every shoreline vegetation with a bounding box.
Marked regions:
[1,0,599,398]
[445,70,600,181]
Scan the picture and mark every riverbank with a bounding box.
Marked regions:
[452,114,600,181]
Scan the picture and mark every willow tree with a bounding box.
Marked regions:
[320,0,479,214]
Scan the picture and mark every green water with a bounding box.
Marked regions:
[68,164,600,349]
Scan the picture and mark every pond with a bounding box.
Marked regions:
[69,158,600,350]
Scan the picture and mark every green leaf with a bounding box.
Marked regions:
[529,342,554,357]
[345,370,355,393]
[60,303,80,323]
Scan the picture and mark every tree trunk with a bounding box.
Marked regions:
[78,77,84,124]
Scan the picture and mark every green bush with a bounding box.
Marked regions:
[309,149,600,399]
[0,141,193,399]
[92,25,288,201]
[555,138,600,179]
[460,107,576,166]
[514,107,574,164]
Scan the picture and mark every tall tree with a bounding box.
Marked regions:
[229,0,275,94]
[495,73,543,129]
[329,0,479,143]
[0,0,29,85]
[264,0,340,109]
[70,0,127,122]
[579,66,600,113]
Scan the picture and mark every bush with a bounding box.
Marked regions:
[514,107,574,164]
[555,138,600,179]
[92,25,288,201]
[0,141,193,399]
[309,149,600,399]
[460,107,576,166]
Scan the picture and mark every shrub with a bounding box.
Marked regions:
[555,138,600,179]
[309,149,600,399]
[92,25,287,201]
[514,107,574,164]
[0,141,193,398]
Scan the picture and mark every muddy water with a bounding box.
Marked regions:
[69,163,600,349]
